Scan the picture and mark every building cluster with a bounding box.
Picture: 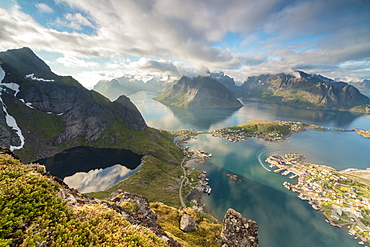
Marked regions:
[267,153,370,244]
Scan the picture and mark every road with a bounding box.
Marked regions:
[179,156,187,208]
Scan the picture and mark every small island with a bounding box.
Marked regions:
[226,173,245,182]
[212,120,324,142]
[212,120,369,142]
[266,153,370,245]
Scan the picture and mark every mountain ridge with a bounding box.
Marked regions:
[155,75,243,109]
[238,71,370,112]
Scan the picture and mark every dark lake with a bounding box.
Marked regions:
[35,146,143,192]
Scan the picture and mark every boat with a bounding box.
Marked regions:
[311,203,321,210]
[298,193,309,200]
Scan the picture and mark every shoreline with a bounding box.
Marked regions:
[266,153,370,245]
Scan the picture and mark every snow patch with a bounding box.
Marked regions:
[0,66,25,151]
[25,73,54,82]
[25,102,34,109]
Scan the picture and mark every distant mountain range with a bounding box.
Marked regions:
[238,71,370,112]
[91,66,369,112]
[155,75,243,109]
[93,76,170,101]
[348,79,370,98]
[0,47,179,164]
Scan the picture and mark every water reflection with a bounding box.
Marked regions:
[64,163,142,193]
[186,134,361,247]
[237,98,364,128]
[35,146,143,179]
[166,105,239,131]
[128,91,368,131]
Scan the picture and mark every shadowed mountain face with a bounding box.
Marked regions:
[239,71,370,111]
[0,47,147,159]
[155,76,243,109]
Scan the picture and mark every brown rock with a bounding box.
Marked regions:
[221,208,258,247]
[180,212,198,232]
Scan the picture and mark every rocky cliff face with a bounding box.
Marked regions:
[240,71,370,111]
[211,72,238,94]
[221,208,259,247]
[0,47,147,159]
[156,76,242,109]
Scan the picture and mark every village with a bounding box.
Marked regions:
[266,153,370,245]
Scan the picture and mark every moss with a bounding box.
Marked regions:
[0,154,168,246]
[150,202,222,247]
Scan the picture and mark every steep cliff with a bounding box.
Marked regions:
[240,71,370,112]
[211,72,238,94]
[0,47,150,161]
[155,76,242,109]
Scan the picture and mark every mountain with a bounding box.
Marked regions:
[239,71,370,112]
[0,48,182,164]
[210,71,238,94]
[155,76,243,109]
[348,79,370,98]
[93,76,170,101]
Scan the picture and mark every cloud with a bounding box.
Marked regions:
[56,55,99,68]
[52,12,94,30]
[35,3,53,13]
[0,0,369,84]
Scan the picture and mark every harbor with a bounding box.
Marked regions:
[266,153,370,246]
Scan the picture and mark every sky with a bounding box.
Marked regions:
[0,0,369,89]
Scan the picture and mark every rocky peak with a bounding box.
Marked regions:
[0,47,147,158]
[0,47,53,82]
[211,72,238,93]
[240,71,370,111]
[221,208,259,247]
[156,75,242,108]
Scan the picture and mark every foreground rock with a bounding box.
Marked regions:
[179,212,198,232]
[221,208,258,247]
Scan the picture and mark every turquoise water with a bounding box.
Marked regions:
[130,91,370,131]
[129,91,370,246]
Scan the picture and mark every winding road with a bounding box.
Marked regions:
[179,156,187,208]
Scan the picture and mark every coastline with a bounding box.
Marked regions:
[266,153,370,245]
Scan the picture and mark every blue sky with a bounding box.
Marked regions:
[0,0,369,88]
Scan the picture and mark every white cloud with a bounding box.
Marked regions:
[35,3,53,13]
[52,12,94,30]
[0,0,369,84]
[56,55,99,68]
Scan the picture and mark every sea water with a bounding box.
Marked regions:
[129,91,370,247]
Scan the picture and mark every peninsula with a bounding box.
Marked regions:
[266,153,370,245]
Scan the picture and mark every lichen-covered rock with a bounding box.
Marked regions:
[105,189,180,247]
[107,189,157,222]
[179,212,198,232]
[221,208,258,247]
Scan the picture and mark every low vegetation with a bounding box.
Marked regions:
[88,155,183,207]
[0,153,169,246]
[150,202,222,247]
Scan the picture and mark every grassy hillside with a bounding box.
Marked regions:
[151,202,222,247]
[0,153,168,246]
